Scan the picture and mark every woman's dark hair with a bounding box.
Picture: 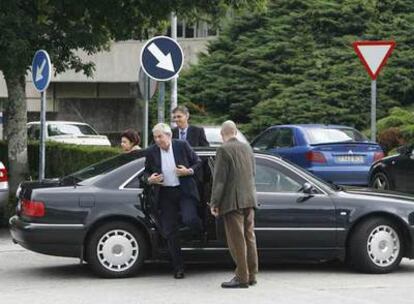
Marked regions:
[121,129,140,146]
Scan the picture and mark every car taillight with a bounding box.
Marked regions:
[306,151,327,163]
[21,199,45,217]
[0,168,8,182]
[373,152,384,162]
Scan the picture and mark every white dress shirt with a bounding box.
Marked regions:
[160,144,180,187]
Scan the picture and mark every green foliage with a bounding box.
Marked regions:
[0,141,120,179]
[179,0,414,136]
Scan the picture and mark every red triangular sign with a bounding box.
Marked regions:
[353,41,396,80]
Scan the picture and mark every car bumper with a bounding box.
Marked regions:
[9,215,85,258]
[308,166,370,186]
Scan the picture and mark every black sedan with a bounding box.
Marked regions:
[9,148,414,278]
[369,144,414,194]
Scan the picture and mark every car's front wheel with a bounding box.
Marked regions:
[370,172,392,191]
[348,217,403,273]
[86,221,147,278]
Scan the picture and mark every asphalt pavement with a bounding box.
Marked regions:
[1,228,414,304]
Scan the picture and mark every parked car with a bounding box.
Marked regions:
[203,125,248,147]
[0,161,9,209]
[369,144,414,193]
[251,124,384,186]
[10,148,414,278]
[27,121,111,146]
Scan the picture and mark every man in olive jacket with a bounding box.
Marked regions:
[210,120,258,289]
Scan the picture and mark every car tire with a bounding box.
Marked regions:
[86,221,147,278]
[348,217,403,274]
[370,172,393,191]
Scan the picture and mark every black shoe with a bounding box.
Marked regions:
[174,270,185,279]
[221,277,249,288]
[249,279,257,286]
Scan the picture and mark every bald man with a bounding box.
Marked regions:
[210,120,259,288]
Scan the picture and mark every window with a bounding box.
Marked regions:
[48,124,98,137]
[255,159,303,193]
[252,130,278,150]
[275,128,294,148]
[305,127,366,145]
[27,125,40,140]
[124,174,141,189]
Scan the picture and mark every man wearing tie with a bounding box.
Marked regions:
[144,123,203,279]
[172,105,209,147]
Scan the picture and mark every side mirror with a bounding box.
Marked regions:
[300,182,314,194]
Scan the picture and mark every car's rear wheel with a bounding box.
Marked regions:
[86,221,147,278]
[370,172,392,191]
[348,217,403,273]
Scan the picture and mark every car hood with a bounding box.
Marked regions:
[341,186,414,203]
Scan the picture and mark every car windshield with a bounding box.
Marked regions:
[48,124,98,136]
[305,127,367,145]
[204,127,248,145]
[61,151,142,185]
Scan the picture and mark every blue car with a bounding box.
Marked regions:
[251,124,384,186]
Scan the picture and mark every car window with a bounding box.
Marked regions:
[275,128,294,148]
[334,128,368,142]
[62,151,143,185]
[28,125,40,140]
[124,174,141,189]
[48,124,98,136]
[252,130,278,150]
[204,127,248,146]
[305,128,354,144]
[255,158,303,193]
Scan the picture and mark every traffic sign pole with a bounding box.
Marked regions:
[170,13,178,127]
[143,75,149,148]
[371,80,377,141]
[31,50,51,181]
[158,82,165,123]
[39,92,46,180]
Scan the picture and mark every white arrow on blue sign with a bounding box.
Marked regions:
[32,50,52,92]
[140,36,184,81]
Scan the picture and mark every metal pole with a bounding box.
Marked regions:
[170,12,178,126]
[143,75,149,148]
[158,82,165,123]
[371,80,377,142]
[39,91,46,180]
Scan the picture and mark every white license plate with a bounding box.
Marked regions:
[335,155,364,163]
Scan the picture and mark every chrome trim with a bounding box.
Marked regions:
[182,247,229,251]
[254,227,346,231]
[119,168,145,190]
[28,223,84,228]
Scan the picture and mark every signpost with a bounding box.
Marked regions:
[353,41,396,141]
[31,50,51,180]
[140,36,184,146]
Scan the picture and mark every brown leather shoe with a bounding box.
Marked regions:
[221,277,249,288]
[249,279,257,286]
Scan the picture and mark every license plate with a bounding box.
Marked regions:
[335,155,364,163]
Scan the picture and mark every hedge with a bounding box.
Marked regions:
[0,141,120,179]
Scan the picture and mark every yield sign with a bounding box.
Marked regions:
[352,41,396,80]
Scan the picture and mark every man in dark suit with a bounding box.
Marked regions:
[144,123,203,279]
[172,105,209,147]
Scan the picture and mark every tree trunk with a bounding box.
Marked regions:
[4,72,28,195]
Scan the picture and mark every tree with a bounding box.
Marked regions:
[0,0,266,193]
[179,0,414,136]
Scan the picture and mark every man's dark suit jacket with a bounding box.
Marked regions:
[143,140,202,212]
[172,125,209,147]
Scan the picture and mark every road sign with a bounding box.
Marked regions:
[31,50,52,92]
[352,41,396,80]
[140,36,184,81]
[138,67,158,99]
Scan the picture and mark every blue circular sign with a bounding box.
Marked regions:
[32,50,52,92]
[140,36,184,81]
